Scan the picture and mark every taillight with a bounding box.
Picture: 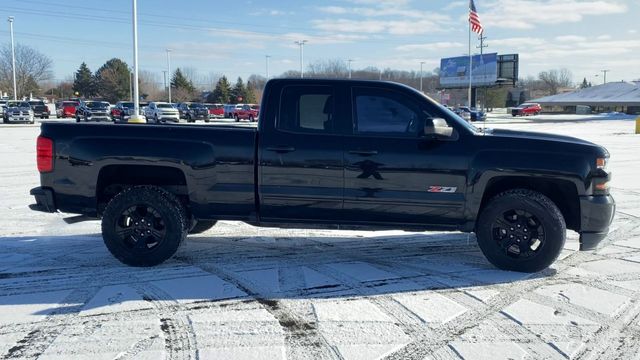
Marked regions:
[36,136,54,173]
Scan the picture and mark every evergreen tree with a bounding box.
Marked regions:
[207,76,232,103]
[230,77,246,103]
[73,62,95,97]
[579,77,591,89]
[171,68,195,93]
[94,58,131,103]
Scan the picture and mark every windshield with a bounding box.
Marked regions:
[188,103,204,109]
[157,103,174,109]
[7,101,21,107]
[86,102,109,109]
[62,101,78,107]
[120,102,134,108]
[29,101,45,106]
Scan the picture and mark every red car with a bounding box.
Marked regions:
[234,104,260,122]
[59,101,79,118]
[512,103,542,116]
[205,103,224,119]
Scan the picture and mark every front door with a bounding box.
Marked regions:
[342,85,468,227]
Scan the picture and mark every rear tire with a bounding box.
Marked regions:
[188,220,217,234]
[476,189,566,273]
[101,186,187,267]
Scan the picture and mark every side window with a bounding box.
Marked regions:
[352,87,421,136]
[279,85,335,134]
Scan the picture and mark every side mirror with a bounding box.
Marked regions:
[424,117,454,139]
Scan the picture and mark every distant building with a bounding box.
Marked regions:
[530,81,640,114]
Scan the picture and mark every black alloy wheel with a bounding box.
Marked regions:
[491,209,545,259]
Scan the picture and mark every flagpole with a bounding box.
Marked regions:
[468,16,472,109]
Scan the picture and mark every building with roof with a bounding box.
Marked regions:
[531,81,640,114]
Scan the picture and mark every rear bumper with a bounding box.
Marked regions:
[579,195,615,250]
[29,187,56,213]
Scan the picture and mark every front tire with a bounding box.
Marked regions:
[101,186,187,267]
[476,189,566,273]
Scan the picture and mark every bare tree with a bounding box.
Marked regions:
[138,70,163,100]
[538,68,573,95]
[0,43,53,98]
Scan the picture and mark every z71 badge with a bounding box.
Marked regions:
[427,186,457,193]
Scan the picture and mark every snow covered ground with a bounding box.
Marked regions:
[1,116,639,359]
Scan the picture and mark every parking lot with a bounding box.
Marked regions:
[1,115,639,359]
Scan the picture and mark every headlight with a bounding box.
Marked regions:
[596,157,608,170]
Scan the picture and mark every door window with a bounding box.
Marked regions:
[278,86,335,134]
[352,87,423,137]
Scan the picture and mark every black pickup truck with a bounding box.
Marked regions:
[30,79,615,272]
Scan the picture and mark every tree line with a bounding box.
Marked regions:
[2,43,584,108]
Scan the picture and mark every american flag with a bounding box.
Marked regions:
[469,0,483,34]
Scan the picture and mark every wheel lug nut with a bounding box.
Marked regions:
[510,235,514,238]
[510,227,514,231]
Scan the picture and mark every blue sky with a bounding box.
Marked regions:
[1,0,638,87]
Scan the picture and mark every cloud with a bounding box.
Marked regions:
[312,18,449,35]
[480,0,627,29]
[555,35,587,42]
[396,42,465,52]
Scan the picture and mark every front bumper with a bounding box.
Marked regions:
[29,187,56,213]
[579,195,615,250]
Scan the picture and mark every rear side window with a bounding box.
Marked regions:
[352,87,421,136]
[279,85,335,133]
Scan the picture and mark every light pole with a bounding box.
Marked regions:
[129,0,143,122]
[166,49,172,103]
[294,40,307,78]
[8,16,17,100]
[419,61,426,93]
[162,70,167,100]
[265,55,271,79]
[601,69,610,84]
[347,59,353,79]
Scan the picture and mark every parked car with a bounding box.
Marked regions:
[512,103,542,117]
[233,104,259,122]
[111,101,134,122]
[0,100,7,117]
[455,107,486,121]
[3,101,34,124]
[30,78,615,273]
[223,104,244,118]
[76,100,111,122]
[146,102,180,124]
[204,103,224,119]
[177,102,209,122]
[59,101,79,118]
[28,100,50,119]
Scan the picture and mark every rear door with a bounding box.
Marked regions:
[258,83,347,222]
[342,85,468,226]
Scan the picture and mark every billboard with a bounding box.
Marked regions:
[439,53,498,88]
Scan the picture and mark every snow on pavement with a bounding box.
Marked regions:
[1,118,640,359]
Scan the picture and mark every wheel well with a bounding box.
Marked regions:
[97,165,188,215]
[479,177,580,231]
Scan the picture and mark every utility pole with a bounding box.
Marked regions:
[8,16,17,100]
[348,59,353,79]
[294,40,307,78]
[166,49,172,103]
[265,55,271,79]
[419,61,425,92]
[601,69,610,84]
[477,33,488,111]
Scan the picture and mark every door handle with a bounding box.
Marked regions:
[349,150,378,156]
[266,146,296,153]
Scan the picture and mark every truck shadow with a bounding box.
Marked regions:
[0,231,556,315]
